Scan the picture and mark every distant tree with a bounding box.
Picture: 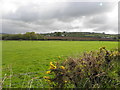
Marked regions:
[63,31,66,33]
[36,34,45,40]
[23,32,37,40]
[55,32,62,36]
[2,32,45,40]
[102,32,105,34]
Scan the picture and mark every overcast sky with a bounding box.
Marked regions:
[0,0,118,34]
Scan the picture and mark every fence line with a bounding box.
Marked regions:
[2,71,45,79]
[2,71,46,88]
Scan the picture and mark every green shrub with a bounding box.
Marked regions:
[44,47,120,88]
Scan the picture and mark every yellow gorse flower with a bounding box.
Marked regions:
[80,64,83,68]
[110,54,113,56]
[50,65,56,69]
[83,64,86,67]
[50,62,53,65]
[58,56,61,58]
[45,79,51,83]
[43,76,50,79]
[81,69,84,72]
[46,71,51,74]
[60,66,65,69]
[49,62,56,69]
[64,81,67,83]
[82,60,86,64]
[102,47,106,49]
[99,47,106,50]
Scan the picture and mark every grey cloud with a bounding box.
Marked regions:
[81,12,117,33]
[93,24,118,32]
[118,2,120,34]
[2,2,117,34]
[3,2,113,22]
[61,2,112,16]
[88,15,108,24]
[83,14,108,28]
[2,18,79,34]
[2,19,33,33]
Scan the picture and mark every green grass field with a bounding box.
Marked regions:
[2,41,118,88]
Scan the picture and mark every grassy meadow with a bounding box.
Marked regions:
[2,41,119,88]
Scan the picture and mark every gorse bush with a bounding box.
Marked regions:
[44,47,120,88]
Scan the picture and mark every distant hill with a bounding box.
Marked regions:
[42,32,118,40]
[1,32,119,41]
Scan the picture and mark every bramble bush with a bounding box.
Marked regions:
[44,47,120,88]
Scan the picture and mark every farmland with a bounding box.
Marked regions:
[2,41,119,88]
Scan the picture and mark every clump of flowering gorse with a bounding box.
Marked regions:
[44,47,120,88]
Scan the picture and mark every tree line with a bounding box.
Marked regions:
[2,32,45,40]
[1,32,119,41]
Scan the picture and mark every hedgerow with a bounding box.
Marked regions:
[44,47,120,88]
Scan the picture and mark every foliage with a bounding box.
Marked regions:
[2,31,118,41]
[45,47,120,88]
[2,32,45,40]
[43,32,118,40]
[54,32,62,36]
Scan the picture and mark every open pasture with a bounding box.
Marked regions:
[2,41,118,88]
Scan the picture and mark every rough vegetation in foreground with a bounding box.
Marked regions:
[44,47,120,88]
[2,45,120,88]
